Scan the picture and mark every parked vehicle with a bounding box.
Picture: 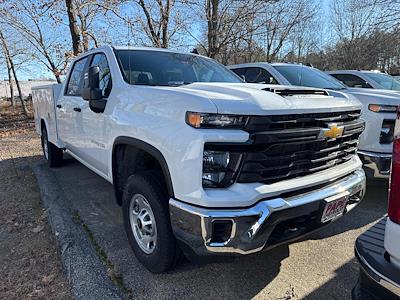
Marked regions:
[32,46,366,273]
[229,63,399,177]
[352,107,400,300]
[327,70,400,91]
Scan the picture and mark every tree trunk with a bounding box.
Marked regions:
[0,30,27,114]
[11,63,28,115]
[65,0,82,55]
[206,0,219,58]
[5,56,15,107]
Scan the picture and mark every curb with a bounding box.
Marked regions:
[33,163,123,300]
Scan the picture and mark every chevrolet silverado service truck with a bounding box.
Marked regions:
[33,46,366,273]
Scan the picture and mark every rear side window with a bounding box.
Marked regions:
[231,67,246,77]
[66,57,89,96]
[232,67,278,84]
[90,53,112,98]
[330,74,372,88]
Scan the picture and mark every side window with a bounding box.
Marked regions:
[66,57,88,96]
[231,68,246,78]
[331,74,372,88]
[244,67,279,84]
[90,53,112,98]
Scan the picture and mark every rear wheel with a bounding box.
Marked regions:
[41,127,63,168]
[122,172,182,273]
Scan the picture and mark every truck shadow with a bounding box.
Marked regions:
[306,177,388,242]
[30,155,388,299]
[303,257,360,299]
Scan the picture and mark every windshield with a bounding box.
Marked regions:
[363,72,400,91]
[114,50,242,86]
[273,65,346,90]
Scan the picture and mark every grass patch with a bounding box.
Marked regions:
[72,211,132,299]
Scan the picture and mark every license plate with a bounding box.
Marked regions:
[321,195,348,223]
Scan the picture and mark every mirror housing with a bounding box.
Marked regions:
[82,66,103,101]
[81,66,106,113]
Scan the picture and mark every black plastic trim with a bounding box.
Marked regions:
[112,136,175,201]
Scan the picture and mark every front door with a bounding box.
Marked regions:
[73,52,112,176]
[56,55,90,154]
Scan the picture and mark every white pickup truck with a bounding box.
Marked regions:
[33,46,366,273]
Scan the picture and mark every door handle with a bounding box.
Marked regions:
[73,107,81,112]
[56,104,62,108]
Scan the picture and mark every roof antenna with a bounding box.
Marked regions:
[191,48,199,54]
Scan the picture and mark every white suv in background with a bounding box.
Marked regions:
[352,108,400,300]
[229,63,399,177]
[327,70,400,91]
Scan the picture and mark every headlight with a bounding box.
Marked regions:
[369,104,398,113]
[186,112,248,128]
[202,150,242,188]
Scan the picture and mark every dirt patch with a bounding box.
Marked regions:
[0,102,73,299]
[0,101,35,138]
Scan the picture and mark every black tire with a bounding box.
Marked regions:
[122,172,182,273]
[41,127,63,168]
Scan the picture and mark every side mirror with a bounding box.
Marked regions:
[240,74,246,82]
[82,66,102,101]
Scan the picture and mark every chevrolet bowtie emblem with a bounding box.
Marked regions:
[322,124,344,139]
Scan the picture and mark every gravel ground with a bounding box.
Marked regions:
[0,103,73,299]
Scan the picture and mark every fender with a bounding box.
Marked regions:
[112,136,175,201]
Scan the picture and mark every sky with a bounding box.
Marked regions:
[1,0,334,82]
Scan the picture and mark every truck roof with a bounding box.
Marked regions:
[88,45,200,57]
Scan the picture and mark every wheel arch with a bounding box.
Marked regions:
[112,136,175,205]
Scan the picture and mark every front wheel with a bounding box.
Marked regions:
[41,127,63,168]
[122,172,182,273]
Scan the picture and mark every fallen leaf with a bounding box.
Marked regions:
[32,225,44,233]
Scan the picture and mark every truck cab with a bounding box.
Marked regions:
[33,46,366,273]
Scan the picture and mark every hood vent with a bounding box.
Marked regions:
[263,87,329,97]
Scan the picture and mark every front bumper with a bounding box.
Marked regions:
[358,150,392,178]
[353,218,400,300]
[169,169,366,257]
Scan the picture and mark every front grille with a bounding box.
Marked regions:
[236,110,364,184]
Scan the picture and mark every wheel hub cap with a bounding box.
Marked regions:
[129,194,157,254]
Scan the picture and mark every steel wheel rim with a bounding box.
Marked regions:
[129,194,157,254]
[43,132,49,160]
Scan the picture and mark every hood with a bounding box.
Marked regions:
[177,82,362,115]
[345,87,400,106]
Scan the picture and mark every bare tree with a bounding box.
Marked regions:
[0,29,28,115]
[187,0,266,59]
[65,0,83,55]
[1,0,70,83]
[256,0,318,61]
[331,0,381,42]
[138,0,171,47]
[1,49,15,107]
[64,0,103,55]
